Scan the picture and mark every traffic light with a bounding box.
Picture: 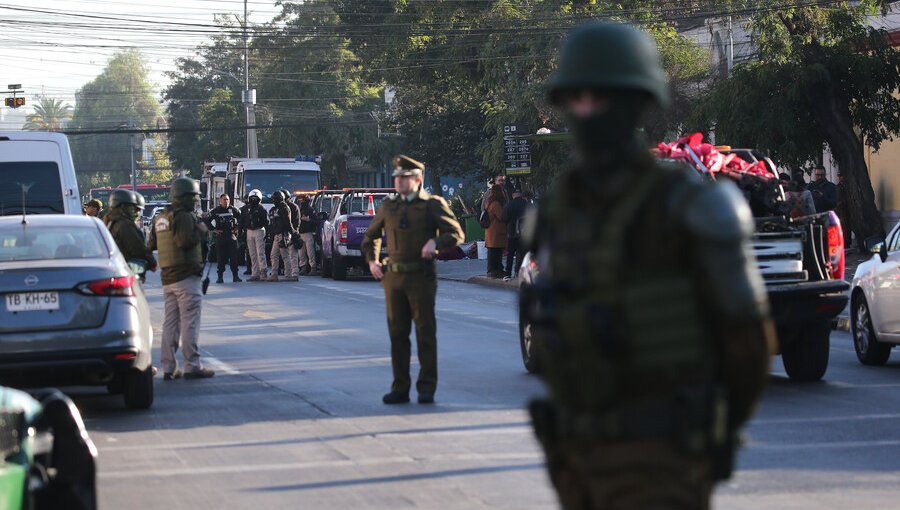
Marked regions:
[4,97,24,108]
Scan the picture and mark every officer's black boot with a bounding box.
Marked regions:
[216,273,224,284]
[232,271,242,283]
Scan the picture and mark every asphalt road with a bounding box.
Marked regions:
[68,270,900,509]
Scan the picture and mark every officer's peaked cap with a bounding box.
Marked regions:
[392,154,425,177]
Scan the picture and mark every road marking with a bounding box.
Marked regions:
[201,353,240,375]
[755,413,900,425]
[98,452,542,480]
[243,310,274,320]
[748,439,900,451]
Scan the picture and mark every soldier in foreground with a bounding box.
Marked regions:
[147,177,215,380]
[526,22,775,509]
[362,155,464,405]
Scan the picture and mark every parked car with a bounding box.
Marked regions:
[321,188,393,280]
[0,385,97,510]
[517,251,541,373]
[311,190,344,272]
[850,222,900,365]
[0,215,154,409]
[0,131,81,216]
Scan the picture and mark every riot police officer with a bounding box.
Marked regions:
[242,189,269,281]
[147,177,215,380]
[267,190,293,282]
[205,193,242,283]
[362,155,464,405]
[281,188,301,281]
[526,22,775,508]
[104,189,157,279]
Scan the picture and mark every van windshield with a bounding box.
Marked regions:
[242,170,319,203]
[0,162,65,215]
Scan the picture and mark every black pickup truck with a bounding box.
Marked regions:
[517,142,848,381]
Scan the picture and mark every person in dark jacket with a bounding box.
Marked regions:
[267,191,293,282]
[105,190,157,278]
[297,195,317,275]
[241,189,269,281]
[484,184,507,278]
[238,197,252,275]
[205,194,242,283]
[807,166,837,212]
[147,178,214,380]
[501,188,529,278]
[281,189,301,281]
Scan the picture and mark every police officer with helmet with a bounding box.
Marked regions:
[267,190,293,282]
[242,189,269,281]
[147,177,215,380]
[205,193,242,284]
[362,155,464,405]
[525,22,775,508]
[104,189,157,279]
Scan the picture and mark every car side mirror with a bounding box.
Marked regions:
[865,236,887,263]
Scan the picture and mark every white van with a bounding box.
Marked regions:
[0,131,81,216]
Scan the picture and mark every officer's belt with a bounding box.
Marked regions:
[554,399,681,442]
[385,261,424,273]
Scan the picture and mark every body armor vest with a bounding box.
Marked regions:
[544,161,713,411]
[154,209,202,269]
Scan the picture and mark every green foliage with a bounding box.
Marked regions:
[138,134,175,185]
[69,50,162,185]
[23,97,72,131]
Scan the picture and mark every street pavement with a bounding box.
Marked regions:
[66,264,900,509]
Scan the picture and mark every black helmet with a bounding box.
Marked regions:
[170,177,201,200]
[272,190,284,204]
[133,191,146,210]
[546,22,670,108]
[109,189,140,209]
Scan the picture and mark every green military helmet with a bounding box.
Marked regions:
[546,22,670,108]
[108,189,140,209]
[133,191,146,210]
[170,177,201,200]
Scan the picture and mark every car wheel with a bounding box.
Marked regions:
[781,322,830,381]
[123,367,154,410]
[853,296,891,366]
[332,252,347,281]
[519,307,540,373]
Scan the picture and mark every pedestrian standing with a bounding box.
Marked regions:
[527,22,774,509]
[238,196,253,276]
[484,184,507,278]
[104,189,157,278]
[362,155,464,405]
[147,177,215,380]
[501,188,529,278]
[268,190,293,282]
[241,189,269,281]
[282,189,301,281]
[297,195,317,275]
[205,194,242,284]
[807,166,837,212]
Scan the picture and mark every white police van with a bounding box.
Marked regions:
[0,131,81,216]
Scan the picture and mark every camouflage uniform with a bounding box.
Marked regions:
[527,22,775,509]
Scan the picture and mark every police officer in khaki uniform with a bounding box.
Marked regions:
[362,155,464,404]
[147,177,215,380]
[525,23,775,509]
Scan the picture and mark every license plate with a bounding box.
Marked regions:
[5,292,60,312]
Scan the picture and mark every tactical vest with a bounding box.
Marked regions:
[544,161,713,411]
[154,209,202,269]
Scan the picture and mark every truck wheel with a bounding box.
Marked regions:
[321,254,332,278]
[519,307,540,373]
[782,322,830,381]
[332,253,347,281]
[123,367,154,410]
[853,296,891,366]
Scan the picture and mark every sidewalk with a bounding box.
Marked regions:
[435,258,519,290]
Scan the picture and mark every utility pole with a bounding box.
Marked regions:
[242,0,258,158]
[727,15,734,75]
[129,119,137,190]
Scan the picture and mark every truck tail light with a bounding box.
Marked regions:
[77,275,135,297]
[825,211,845,280]
[339,221,348,244]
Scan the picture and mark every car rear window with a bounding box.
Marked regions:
[0,162,65,215]
[0,225,108,262]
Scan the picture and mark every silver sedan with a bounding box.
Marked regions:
[0,214,154,409]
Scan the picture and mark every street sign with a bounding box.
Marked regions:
[7,84,20,90]
[503,124,531,175]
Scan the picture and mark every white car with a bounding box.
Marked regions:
[850,221,900,365]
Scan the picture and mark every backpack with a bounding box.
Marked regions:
[479,208,491,229]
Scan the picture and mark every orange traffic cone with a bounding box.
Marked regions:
[366,195,376,215]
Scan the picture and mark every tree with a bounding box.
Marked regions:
[689,1,899,244]
[23,97,72,131]
[137,134,175,185]
[69,50,162,186]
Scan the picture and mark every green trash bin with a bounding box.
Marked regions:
[463,215,485,243]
